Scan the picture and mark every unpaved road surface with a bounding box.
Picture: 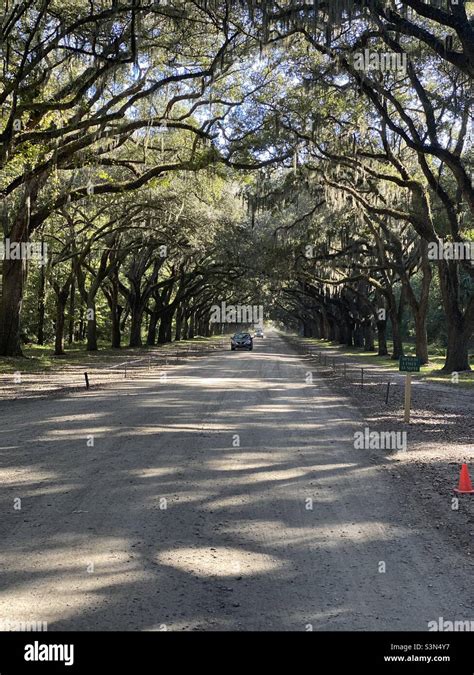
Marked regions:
[0,334,472,630]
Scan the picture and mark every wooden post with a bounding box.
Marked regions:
[385,381,391,404]
[361,367,364,388]
[124,364,127,379]
[84,372,89,389]
[332,357,336,371]
[404,373,412,423]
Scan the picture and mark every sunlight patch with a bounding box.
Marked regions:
[155,547,284,577]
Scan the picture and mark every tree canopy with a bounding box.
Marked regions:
[1,0,472,371]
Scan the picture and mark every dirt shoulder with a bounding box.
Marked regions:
[0,338,227,403]
[284,335,474,559]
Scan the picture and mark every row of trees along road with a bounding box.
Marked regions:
[0,1,472,371]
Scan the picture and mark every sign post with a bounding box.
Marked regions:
[404,373,412,423]
[399,356,421,423]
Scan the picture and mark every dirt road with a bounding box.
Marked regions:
[0,334,471,630]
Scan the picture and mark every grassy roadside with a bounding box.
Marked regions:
[0,334,227,375]
[292,336,474,389]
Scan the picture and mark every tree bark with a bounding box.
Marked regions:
[54,290,69,356]
[353,322,364,348]
[389,307,404,360]
[363,320,375,351]
[111,310,122,349]
[414,314,429,365]
[188,313,195,339]
[37,264,46,345]
[0,178,45,356]
[376,320,388,356]
[68,271,75,345]
[0,220,28,356]
[146,307,159,346]
[438,261,472,372]
[86,297,98,351]
[129,305,143,347]
[175,306,183,341]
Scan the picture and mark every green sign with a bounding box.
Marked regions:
[399,356,421,372]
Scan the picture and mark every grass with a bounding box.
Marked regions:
[295,336,474,389]
[0,334,228,375]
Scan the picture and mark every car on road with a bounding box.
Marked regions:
[231,332,253,351]
[254,328,264,338]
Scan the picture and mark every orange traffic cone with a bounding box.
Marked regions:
[454,464,474,494]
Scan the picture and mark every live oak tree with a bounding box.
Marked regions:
[0,0,261,354]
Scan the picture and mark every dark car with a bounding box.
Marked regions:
[231,332,253,351]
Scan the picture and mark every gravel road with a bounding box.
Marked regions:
[0,333,471,631]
